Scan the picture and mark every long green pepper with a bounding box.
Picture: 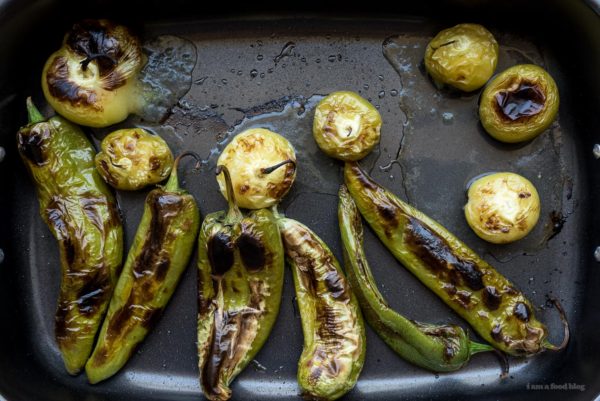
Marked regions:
[344,161,569,356]
[197,166,284,401]
[338,185,494,372]
[17,98,123,375]
[86,152,201,383]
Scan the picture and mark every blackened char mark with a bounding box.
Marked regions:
[55,300,71,342]
[494,81,546,122]
[347,161,377,191]
[46,56,98,107]
[17,124,51,166]
[236,231,266,272]
[513,302,531,322]
[405,218,484,291]
[483,286,502,311]
[76,266,110,315]
[207,231,235,276]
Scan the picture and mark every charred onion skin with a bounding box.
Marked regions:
[16,98,123,375]
[197,166,284,401]
[41,19,143,128]
[216,128,297,209]
[279,216,365,401]
[95,128,174,191]
[344,161,563,356]
[424,23,498,92]
[338,185,493,372]
[465,172,541,244]
[479,64,559,143]
[313,91,381,161]
[85,153,200,384]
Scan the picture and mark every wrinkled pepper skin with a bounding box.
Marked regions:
[344,161,554,356]
[86,153,200,384]
[338,185,492,372]
[278,217,365,401]
[197,167,284,401]
[16,99,123,375]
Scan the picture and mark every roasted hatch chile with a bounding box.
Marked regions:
[216,128,296,209]
[338,185,494,372]
[465,172,541,244]
[42,19,144,128]
[197,166,284,401]
[86,152,201,384]
[424,23,498,92]
[95,128,174,191]
[313,91,381,161]
[479,64,559,143]
[278,216,365,401]
[16,98,123,375]
[344,161,569,356]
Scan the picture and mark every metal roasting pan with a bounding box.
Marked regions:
[0,1,599,400]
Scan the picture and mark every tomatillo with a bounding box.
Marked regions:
[465,172,541,244]
[479,64,559,143]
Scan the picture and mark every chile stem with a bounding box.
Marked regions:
[260,159,296,175]
[216,165,243,223]
[165,151,202,192]
[542,297,570,352]
[26,97,45,124]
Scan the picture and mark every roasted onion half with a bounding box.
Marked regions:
[479,64,559,143]
[41,20,144,128]
[216,128,297,209]
[465,172,541,244]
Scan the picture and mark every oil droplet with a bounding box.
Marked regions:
[378,90,385,99]
[594,246,600,262]
[257,54,264,61]
[221,79,228,85]
[0,248,4,264]
[260,73,265,78]
[390,89,398,97]
[593,144,600,159]
[237,70,243,76]
[363,83,369,90]
[194,76,208,85]
[252,359,268,371]
[250,69,258,78]
[328,55,337,62]
[442,112,454,125]
[301,57,307,63]
[0,146,5,163]
[378,74,384,81]
[315,58,321,64]
[274,42,296,64]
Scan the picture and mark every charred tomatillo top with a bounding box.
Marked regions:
[216,128,296,209]
[313,91,381,161]
[95,128,174,191]
[41,19,144,128]
[424,23,498,92]
[465,172,540,244]
[479,64,559,143]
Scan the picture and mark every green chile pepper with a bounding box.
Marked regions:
[278,215,365,401]
[343,161,569,356]
[197,166,284,401]
[86,152,201,384]
[16,98,123,375]
[338,185,494,372]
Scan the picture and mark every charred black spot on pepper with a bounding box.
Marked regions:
[76,267,110,315]
[55,300,71,341]
[17,124,52,166]
[208,232,235,276]
[80,196,108,233]
[46,56,98,107]
[237,233,266,272]
[322,269,349,301]
[494,81,545,122]
[377,203,398,223]
[108,304,133,338]
[491,324,503,342]
[483,286,502,310]
[405,218,484,291]
[62,238,76,267]
[142,307,163,329]
[65,20,124,76]
[348,162,378,190]
[443,344,456,362]
[514,302,531,322]
[99,159,118,186]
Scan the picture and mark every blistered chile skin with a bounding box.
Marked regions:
[279,217,365,401]
[41,19,144,127]
[85,154,200,384]
[16,100,123,375]
[338,186,492,373]
[216,128,297,210]
[424,23,498,92]
[465,172,541,244]
[344,161,553,356]
[479,64,559,143]
[95,128,174,191]
[313,91,381,162]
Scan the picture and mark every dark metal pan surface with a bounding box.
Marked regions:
[0,1,599,400]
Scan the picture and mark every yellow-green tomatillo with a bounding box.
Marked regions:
[216,128,297,209]
[479,64,559,143]
[41,19,144,128]
[313,91,381,161]
[465,172,541,244]
[95,128,174,191]
[424,23,498,92]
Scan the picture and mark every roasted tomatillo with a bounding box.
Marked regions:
[197,166,284,401]
[95,128,174,191]
[41,19,144,127]
[424,23,498,92]
[17,98,123,375]
[344,161,569,356]
[216,128,296,209]
[479,64,559,143]
[86,152,201,384]
[338,185,495,373]
[313,91,381,161]
[465,172,541,244]
[278,215,365,401]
